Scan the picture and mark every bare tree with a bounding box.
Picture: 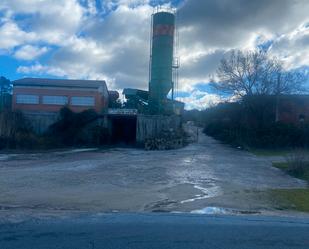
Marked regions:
[211,50,276,97]
[212,50,306,121]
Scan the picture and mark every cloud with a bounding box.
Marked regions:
[180,49,227,86]
[14,45,48,60]
[17,4,153,90]
[84,0,98,15]
[269,24,309,69]
[0,0,85,45]
[176,90,222,110]
[17,63,66,77]
[0,21,36,50]
[99,0,150,12]
[178,0,309,50]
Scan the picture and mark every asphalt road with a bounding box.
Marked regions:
[0,213,309,249]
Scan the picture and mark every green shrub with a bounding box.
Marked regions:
[46,107,109,147]
[0,110,37,149]
[203,107,308,149]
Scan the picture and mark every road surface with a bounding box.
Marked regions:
[0,213,308,249]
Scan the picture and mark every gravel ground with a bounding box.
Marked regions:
[0,129,306,216]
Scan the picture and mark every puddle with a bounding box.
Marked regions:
[54,148,98,155]
[0,155,9,161]
[180,184,222,204]
[183,157,197,164]
[191,206,261,215]
[191,207,229,215]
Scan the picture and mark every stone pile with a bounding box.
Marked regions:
[144,129,187,150]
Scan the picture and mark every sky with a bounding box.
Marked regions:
[0,0,309,109]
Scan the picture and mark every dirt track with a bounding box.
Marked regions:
[0,130,306,215]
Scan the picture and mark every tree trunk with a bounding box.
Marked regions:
[275,94,280,122]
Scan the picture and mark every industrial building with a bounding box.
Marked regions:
[11,9,184,144]
[13,78,109,113]
[12,78,109,134]
[278,95,309,124]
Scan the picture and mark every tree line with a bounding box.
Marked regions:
[187,49,309,149]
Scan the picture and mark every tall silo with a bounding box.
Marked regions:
[149,10,176,114]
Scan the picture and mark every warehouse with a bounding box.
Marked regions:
[12,78,109,133]
[12,78,109,113]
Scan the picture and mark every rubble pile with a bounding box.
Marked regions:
[144,128,187,150]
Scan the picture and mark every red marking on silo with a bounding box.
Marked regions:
[153,25,174,36]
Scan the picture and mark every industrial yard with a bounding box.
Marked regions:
[0,128,306,218]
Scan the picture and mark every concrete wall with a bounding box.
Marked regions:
[24,112,110,135]
[18,111,183,143]
[136,115,182,143]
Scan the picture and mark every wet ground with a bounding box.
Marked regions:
[0,130,307,216]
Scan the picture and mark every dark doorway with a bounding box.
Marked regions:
[110,116,137,144]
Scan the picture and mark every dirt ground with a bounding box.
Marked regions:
[0,129,306,216]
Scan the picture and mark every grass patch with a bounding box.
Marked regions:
[251,149,309,157]
[272,162,289,170]
[273,162,309,182]
[271,189,309,213]
[272,161,309,212]
[251,149,289,156]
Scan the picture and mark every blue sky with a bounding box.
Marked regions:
[0,0,309,109]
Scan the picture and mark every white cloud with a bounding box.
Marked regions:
[177,91,222,110]
[17,63,66,77]
[270,24,309,70]
[0,21,36,50]
[85,0,98,15]
[100,0,150,12]
[17,61,116,88]
[14,45,48,60]
[19,4,153,90]
[0,0,85,45]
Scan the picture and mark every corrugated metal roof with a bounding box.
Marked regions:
[13,78,107,89]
